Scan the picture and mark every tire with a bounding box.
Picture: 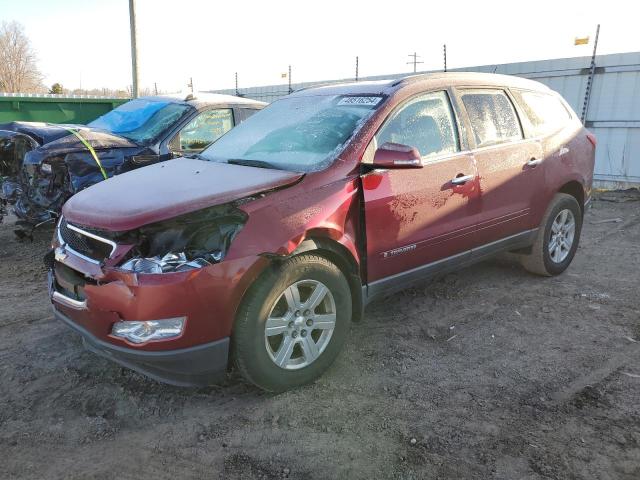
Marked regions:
[232,253,352,392]
[521,193,583,276]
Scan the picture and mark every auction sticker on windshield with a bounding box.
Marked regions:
[337,96,383,106]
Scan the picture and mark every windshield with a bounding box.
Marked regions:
[88,99,192,144]
[200,94,383,172]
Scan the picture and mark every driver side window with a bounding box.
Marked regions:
[171,108,234,153]
[376,91,459,158]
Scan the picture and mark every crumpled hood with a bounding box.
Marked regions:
[23,126,138,165]
[63,158,304,231]
[0,121,83,145]
[0,121,140,167]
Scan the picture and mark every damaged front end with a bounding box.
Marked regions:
[50,203,249,306]
[14,152,73,226]
[114,203,249,274]
[0,130,39,223]
[48,202,257,386]
[14,132,143,228]
[0,121,146,230]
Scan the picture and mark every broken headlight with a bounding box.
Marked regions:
[40,162,53,174]
[119,204,247,274]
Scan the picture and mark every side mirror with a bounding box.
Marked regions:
[372,142,423,169]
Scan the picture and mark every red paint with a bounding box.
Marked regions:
[63,159,303,231]
[51,73,595,361]
[362,152,480,280]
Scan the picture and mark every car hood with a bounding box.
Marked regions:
[0,121,83,145]
[0,121,140,167]
[62,159,304,231]
[25,127,139,163]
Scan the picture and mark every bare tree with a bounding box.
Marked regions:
[0,21,45,93]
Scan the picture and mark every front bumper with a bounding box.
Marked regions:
[54,306,230,387]
[47,233,269,386]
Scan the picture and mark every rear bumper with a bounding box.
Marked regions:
[54,307,230,387]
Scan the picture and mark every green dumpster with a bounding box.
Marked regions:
[0,95,129,125]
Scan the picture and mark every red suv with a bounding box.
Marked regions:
[48,73,595,391]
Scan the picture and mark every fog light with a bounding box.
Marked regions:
[111,317,185,344]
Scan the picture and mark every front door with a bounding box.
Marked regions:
[457,88,544,245]
[362,90,480,283]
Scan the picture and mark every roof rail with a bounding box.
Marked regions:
[389,72,453,87]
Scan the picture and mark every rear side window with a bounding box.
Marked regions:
[461,89,522,148]
[376,91,459,158]
[513,90,571,137]
[235,107,261,124]
[172,108,234,152]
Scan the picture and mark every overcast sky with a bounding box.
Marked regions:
[3,0,639,93]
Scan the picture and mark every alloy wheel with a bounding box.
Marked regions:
[264,279,336,370]
[548,208,576,263]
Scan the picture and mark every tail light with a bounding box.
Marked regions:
[586,133,597,148]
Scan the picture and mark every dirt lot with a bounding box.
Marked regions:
[1,191,639,480]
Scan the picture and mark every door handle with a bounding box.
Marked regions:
[451,174,474,185]
[526,158,542,167]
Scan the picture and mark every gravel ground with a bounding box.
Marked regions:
[1,191,639,480]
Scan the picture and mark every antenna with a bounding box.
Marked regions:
[443,44,447,72]
[581,24,601,124]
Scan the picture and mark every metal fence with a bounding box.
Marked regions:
[213,52,640,187]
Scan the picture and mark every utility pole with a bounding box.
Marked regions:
[235,72,239,96]
[128,0,139,98]
[288,65,292,94]
[443,44,447,72]
[187,77,194,93]
[581,24,600,125]
[407,52,423,73]
[355,56,359,82]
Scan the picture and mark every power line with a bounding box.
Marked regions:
[407,52,423,73]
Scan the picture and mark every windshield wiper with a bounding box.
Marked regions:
[227,158,281,170]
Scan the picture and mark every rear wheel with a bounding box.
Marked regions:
[521,193,582,276]
[232,253,352,392]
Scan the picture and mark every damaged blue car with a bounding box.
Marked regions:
[0,93,264,230]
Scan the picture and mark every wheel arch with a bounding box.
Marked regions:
[289,236,364,323]
[558,180,585,215]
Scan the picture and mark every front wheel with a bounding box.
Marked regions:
[521,193,583,276]
[232,253,352,392]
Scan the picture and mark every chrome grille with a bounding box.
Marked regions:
[58,218,115,263]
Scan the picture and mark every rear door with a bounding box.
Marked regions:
[455,88,544,245]
[510,88,583,221]
[362,90,480,282]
